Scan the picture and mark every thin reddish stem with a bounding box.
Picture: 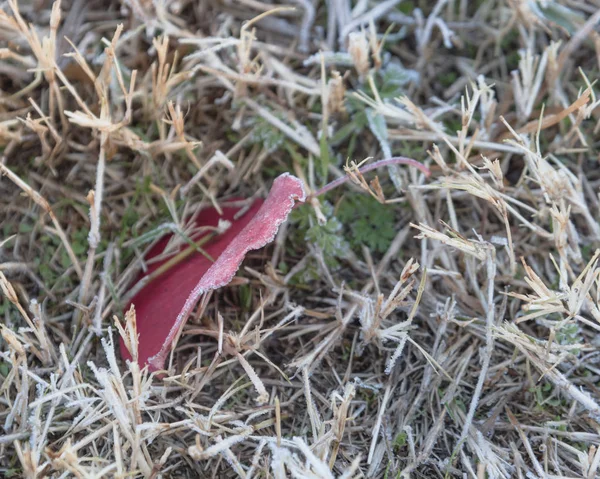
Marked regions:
[313,157,431,198]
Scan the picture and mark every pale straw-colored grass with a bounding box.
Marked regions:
[1,1,600,477]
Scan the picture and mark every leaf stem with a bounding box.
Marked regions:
[312,156,430,198]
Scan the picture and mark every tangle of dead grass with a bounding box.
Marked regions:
[1,1,600,478]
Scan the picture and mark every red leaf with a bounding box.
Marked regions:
[121,173,306,371]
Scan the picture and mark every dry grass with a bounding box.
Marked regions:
[1,0,600,477]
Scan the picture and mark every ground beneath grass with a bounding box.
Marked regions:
[1,0,600,477]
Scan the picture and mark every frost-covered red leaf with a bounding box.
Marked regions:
[121,173,306,371]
